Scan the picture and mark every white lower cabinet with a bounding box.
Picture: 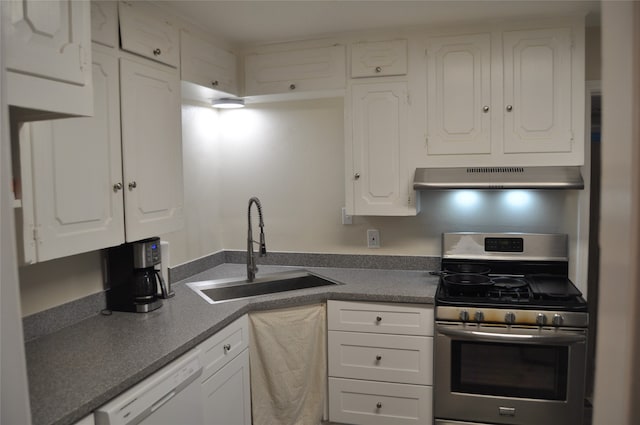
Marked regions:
[328,300,434,425]
[198,315,252,425]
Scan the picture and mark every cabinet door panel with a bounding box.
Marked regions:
[5,0,90,85]
[118,1,179,67]
[426,33,491,155]
[91,0,118,48]
[503,28,572,153]
[201,349,252,425]
[181,30,238,95]
[351,39,408,78]
[351,82,413,215]
[27,49,123,261]
[120,58,184,241]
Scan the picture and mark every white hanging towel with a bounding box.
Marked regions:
[249,303,327,425]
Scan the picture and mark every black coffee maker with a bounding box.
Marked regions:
[105,237,174,313]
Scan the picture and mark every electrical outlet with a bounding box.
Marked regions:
[367,229,380,248]
[341,207,352,225]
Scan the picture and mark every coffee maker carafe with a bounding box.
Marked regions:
[105,237,174,313]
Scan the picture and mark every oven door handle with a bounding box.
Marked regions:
[437,326,586,344]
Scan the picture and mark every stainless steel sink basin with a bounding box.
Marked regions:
[187,270,342,304]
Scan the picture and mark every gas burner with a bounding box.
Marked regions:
[491,276,527,290]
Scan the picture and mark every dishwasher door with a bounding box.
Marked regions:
[95,349,203,425]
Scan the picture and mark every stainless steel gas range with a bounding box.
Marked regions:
[434,232,588,425]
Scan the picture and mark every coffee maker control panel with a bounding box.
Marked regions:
[133,237,161,269]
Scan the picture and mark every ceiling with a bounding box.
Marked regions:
[160,0,601,47]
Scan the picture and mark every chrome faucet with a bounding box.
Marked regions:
[247,197,267,282]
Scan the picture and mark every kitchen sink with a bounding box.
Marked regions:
[187,269,342,304]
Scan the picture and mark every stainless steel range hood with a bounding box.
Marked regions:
[413,166,584,190]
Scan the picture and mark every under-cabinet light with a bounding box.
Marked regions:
[211,98,245,109]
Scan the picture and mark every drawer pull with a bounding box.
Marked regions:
[153,48,161,56]
[375,355,382,361]
[375,316,382,323]
[223,343,231,352]
[376,402,382,409]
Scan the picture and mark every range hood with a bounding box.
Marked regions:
[413,166,584,190]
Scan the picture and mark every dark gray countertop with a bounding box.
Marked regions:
[25,264,438,425]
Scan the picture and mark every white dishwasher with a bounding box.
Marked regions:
[95,348,203,425]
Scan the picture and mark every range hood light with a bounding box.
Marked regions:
[413,166,584,190]
[212,98,245,109]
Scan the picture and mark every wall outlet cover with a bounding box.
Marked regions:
[367,229,380,248]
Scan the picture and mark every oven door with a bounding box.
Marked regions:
[435,322,587,425]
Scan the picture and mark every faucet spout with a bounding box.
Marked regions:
[247,197,266,282]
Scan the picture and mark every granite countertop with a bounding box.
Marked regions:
[25,263,439,425]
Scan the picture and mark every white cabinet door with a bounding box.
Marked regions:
[181,30,238,95]
[120,57,184,242]
[425,33,492,155]
[503,27,573,154]
[201,349,252,425]
[351,39,408,78]
[91,0,118,48]
[349,81,417,216]
[118,1,179,67]
[245,45,346,96]
[24,48,124,262]
[4,0,93,116]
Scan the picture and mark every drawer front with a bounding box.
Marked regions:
[328,300,434,336]
[329,377,432,425]
[199,315,249,381]
[329,331,432,385]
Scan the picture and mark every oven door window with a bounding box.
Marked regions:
[451,341,568,400]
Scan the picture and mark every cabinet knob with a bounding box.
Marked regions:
[211,80,219,87]
[289,83,296,90]
[128,181,137,190]
[223,343,231,352]
[375,66,382,73]
[506,105,513,112]
[113,182,123,192]
[375,355,382,361]
[375,315,382,322]
[376,402,382,409]
[483,105,490,113]
[153,48,161,56]
[354,173,360,180]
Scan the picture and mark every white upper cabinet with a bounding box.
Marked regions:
[180,30,238,96]
[245,45,346,97]
[425,33,492,155]
[19,48,124,263]
[4,0,93,117]
[91,0,118,48]
[120,57,184,242]
[351,39,408,78]
[347,81,418,216]
[502,27,573,154]
[420,18,584,167]
[118,0,179,67]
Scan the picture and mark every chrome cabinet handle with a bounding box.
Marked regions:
[113,183,123,192]
[128,181,137,190]
[289,83,296,90]
[376,402,382,409]
[375,66,382,73]
[153,48,161,56]
[506,105,513,112]
[483,105,490,113]
[375,316,382,322]
[211,80,219,87]
[354,173,360,180]
[375,355,382,361]
[223,343,231,352]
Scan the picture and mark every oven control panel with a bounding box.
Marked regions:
[436,306,588,328]
[484,237,523,253]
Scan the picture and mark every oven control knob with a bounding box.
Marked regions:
[474,311,485,322]
[536,313,547,326]
[552,314,564,326]
[504,312,516,324]
[459,310,470,322]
